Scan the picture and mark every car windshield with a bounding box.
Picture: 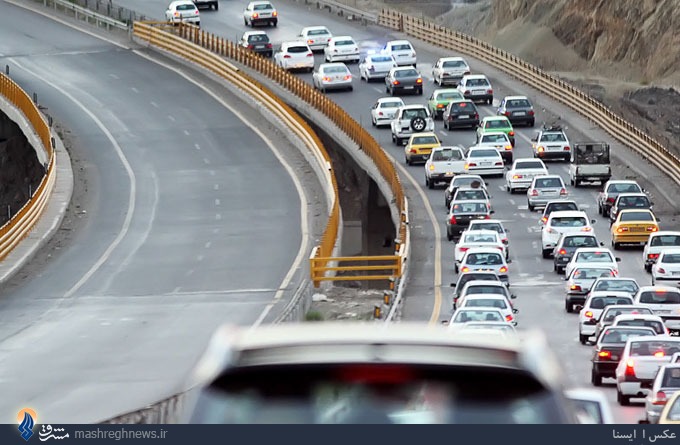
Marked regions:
[443,60,466,68]
[395,69,419,78]
[449,102,475,111]
[391,44,412,51]
[412,136,438,145]
[324,66,348,74]
[379,101,403,109]
[370,56,393,63]
[630,341,680,357]
[287,46,309,53]
[551,217,587,227]
[465,253,503,266]
[335,40,355,46]
[602,308,652,322]
[601,328,655,344]
[470,149,499,157]
[540,133,566,142]
[452,203,488,214]
[662,369,680,387]
[547,202,579,213]
[589,297,633,309]
[506,99,531,108]
[620,211,653,222]
[454,310,503,323]
[534,178,563,188]
[465,285,505,295]
[456,190,486,200]
[253,3,273,10]
[176,4,195,10]
[308,29,329,36]
[485,120,509,129]
[593,280,638,293]
[463,234,498,244]
[576,252,613,263]
[452,177,483,188]
[465,299,507,309]
[609,183,641,193]
[639,290,680,304]
[481,135,507,143]
[651,236,680,247]
[432,149,463,161]
[437,92,462,100]
[467,78,489,87]
[402,109,428,119]
[515,161,544,170]
[662,254,680,264]
[562,236,598,248]
[617,320,665,334]
[619,196,650,207]
[572,269,614,279]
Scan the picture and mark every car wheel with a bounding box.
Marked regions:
[574,179,580,188]
[213,2,218,10]
[348,86,353,92]
[579,334,588,345]
[487,98,492,105]
[447,232,453,242]
[565,301,572,313]
[617,390,631,406]
[652,277,656,286]
[612,240,620,250]
[244,18,248,25]
[405,155,410,165]
[427,177,434,189]
[528,202,535,212]
[591,371,602,386]
[645,263,651,273]
[529,120,534,127]
[542,249,551,259]
[558,266,565,274]
[505,183,510,192]
[417,87,423,95]
[371,116,376,127]
[454,264,459,273]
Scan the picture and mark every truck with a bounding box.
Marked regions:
[568,142,611,187]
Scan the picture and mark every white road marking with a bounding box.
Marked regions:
[151,101,159,108]
[10,59,137,300]
[209,170,215,176]
[109,73,119,79]
[131,87,139,93]
[509,199,516,205]
[373,87,383,93]
[167,115,176,122]
[213,184,219,190]
[194,143,201,150]
[183,130,190,136]
[518,205,529,210]
[213,228,220,234]
[214,198,220,206]
[215,213,222,220]
[186,269,194,276]
[203,158,210,165]
[205,242,211,249]
[197,255,204,262]
[173,286,181,293]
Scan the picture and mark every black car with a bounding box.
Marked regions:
[239,31,273,57]
[385,67,423,96]
[446,200,494,241]
[443,100,479,130]
[497,96,535,127]
[444,175,486,209]
[609,193,653,224]
[552,234,601,274]
[590,326,657,386]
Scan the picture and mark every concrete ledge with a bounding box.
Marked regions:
[0,96,73,285]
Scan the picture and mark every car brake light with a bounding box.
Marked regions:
[322,76,331,82]
[658,267,666,274]
[530,190,538,196]
[598,350,611,359]
[449,216,457,224]
[570,284,581,291]
[461,266,470,273]
[509,131,515,137]
[174,11,179,16]
[648,226,659,232]
[283,54,292,58]
[582,227,592,232]
[564,145,570,151]
[617,227,629,233]
[513,175,523,179]
[653,391,668,405]
[410,149,417,154]
[307,39,314,44]
[504,145,512,151]
[654,351,665,358]
[585,311,593,318]
[560,188,568,195]
[437,104,445,109]
[458,247,469,252]
[648,253,660,259]
[499,266,508,273]
[504,111,510,116]
[252,12,259,18]
[487,89,493,94]
[378,111,383,116]
[416,78,423,84]
[393,80,400,85]
[607,197,615,203]
[625,359,635,376]
[505,314,513,322]
[495,161,503,166]
[344,75,352,80]
[464,90,470,95]
[466,162,477,168]
[528,110,535,116]
[559,249,566,255]
[307,53,314,57]
[475,113,479,119]
[247,45,254,49]
[266,43,273,48]
[485,214,491,219]
[272,11,278,16]
[502,238,508,244]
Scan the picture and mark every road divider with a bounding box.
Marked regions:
[378,8,680,188]
[0,73,55,261]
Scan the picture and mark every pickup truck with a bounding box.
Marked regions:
[424,146,466,189]
[596,180,643,217]
[568,142,611,187]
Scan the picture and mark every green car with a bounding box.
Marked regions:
[476,116,515,146]
[427,89,465,119]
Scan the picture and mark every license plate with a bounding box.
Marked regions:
[631,227,645,232]
[544,191,557,195]
[458,115,469,119]
[255,45,265,49]
[548,146,561,151]
[260,13,270,17]
[611,355,619,360]
[656,310,671,314]
[404,86,414,90]
[514,111,526,116]
[472,90,484,95]
[481,162,491,166]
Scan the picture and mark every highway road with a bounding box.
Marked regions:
[110,0,680,423]
[0,1,316,423]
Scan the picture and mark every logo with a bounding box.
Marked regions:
[17,408,37,441]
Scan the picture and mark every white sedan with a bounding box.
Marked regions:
[505,158,548,193]
[165,0,200,25]
[312,63,352,92]
[370,97,404,127]
[652,248,680,286]
[565,247,620,278]
[359,54,397,81]
[448,307,506,325]
[464,147,505,177]
[457,294,517,325]
[454,230,506,266]
[324,36,360,63]
[576,291,633,344]
[299,26,332,51]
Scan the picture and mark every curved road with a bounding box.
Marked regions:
[111,0,680,423]
[0,1,313,423]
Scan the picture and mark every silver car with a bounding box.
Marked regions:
[564,266,617,313]
[312,63,353,92]
[644,364,680,423]
[527,175,568,211]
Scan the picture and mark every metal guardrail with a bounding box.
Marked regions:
[0,74,56,261]
[378,9,680,188]
[135,22,409,291]
[296,0,378,24]
[39,0,129,30]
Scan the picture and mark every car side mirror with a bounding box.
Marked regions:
[600,242,605,246]
[563,277,569,281]
[531,138,537,142]
[507,259,512,264]
[574,304,584,312]
[441,320,450,325]
[616,257,621,262]
[512,321,518,326]
[490,210,495,214]
[657,218,662,222]
[450,283,456,288]
[651,202,655,206]
[591,219,597,224]
[510,294,517,299]
[512,308,519,314]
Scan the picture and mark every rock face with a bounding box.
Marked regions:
[487,0,680,85]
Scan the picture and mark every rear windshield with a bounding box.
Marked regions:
[452,177,483,188]
[412,136,438,145]
[177,4,195,10]
[335,40,355,46]
[662,254,680,264]
[454,310,503,323]
[630,341,680,357]
[593,280,638,293]
[608,183,642,193]
[551,217,587,227]
[620,211,654,222]
[469,149,499,157]
[391,44,412,51]
[308,29,329,36]
[452,203,488,214]
[515,161,545,170]
[485,120,510,129]
[324,66,348,74]
[370,56,393,63]
[395,69,419,78]
[506,99,531,108]
[465,253,503,265]
[458,274,499,287]
[253,3,273,10]
[437,92,463,100]
[465,285,506,295]
[589,296,633,309]
[402,109,428,119]
[287,46,309,53]
[470,223,503,234]
[463,233,498,244]
[651,235,680,247]
[572,269,615,279]
[601,328,655,344]
[455,190,487,200]
[638,290,680,304]
[443,60,466,68]
[480,134,507,143]
[547,202,579,213]
[432,149,463,161]
[379,101,403,109]
[466,78,489,87]
[618,196,650,207]
[449,102,476,112]
[534,177,563,188]
[464,299,508,309]
[540,133,566,142]
[617,320,665,334]
[603,307,652,322]
[575,252,612,263]
[662,369,680,387]
[562,236,597,248]
[248,34,269,43]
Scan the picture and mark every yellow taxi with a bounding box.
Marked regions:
[404,132,441,165]
[610,209,659,250]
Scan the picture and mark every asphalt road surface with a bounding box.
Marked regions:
[109,0,680,423]
[0,1,310,423]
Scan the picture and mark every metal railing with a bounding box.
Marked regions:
[379,9,680,188]
[132,22,409,292]
[39,0,129,30]
[295,0,378,24]
[0,73,56,260]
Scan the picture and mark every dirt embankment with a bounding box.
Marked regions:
[0,110,45,226]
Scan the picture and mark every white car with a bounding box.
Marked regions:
[467,219,510,257]
[634,286,680,334]
[615,336,680,406]
[454,230,506,266]
[324,36,360,63]
[505,158,548,193]
[370,97,404,127]
[458,74,493,105]
[390,104,434,145]
[299,26,332,51]
[458,247,510,285]
[449,307,506,325]
[474,132,513,156]
[527,174,569,211]
[457,321,517,336]
[652,249,680,286]
[359,54,397,81]
[611,314,669,335]
[577,291,634,344]
[312,63,353,92]
[454,280,515,310]
[565,247,621,279]
[541,211,594,259]
[644,232,680,272]
[432,56,470,86]
[243,1,277,27]
[382,40,416,66]
[165,0,200,25]
[458,295,517,325]
[565,388,615,424]
[274,41,314,72]
[424,146,466,188]
[464,147,504,177]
